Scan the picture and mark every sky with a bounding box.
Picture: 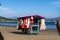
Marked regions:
[0,0,60,18]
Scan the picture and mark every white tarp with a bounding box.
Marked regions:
[40,19,47,30]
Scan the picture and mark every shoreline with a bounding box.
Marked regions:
[0,24,16,27]
[0,24,57,29]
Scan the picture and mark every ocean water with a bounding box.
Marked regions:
[0,22,17,26]
[45,22,56,28]
[0,22,56,29]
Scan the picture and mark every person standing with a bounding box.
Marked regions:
[56,20,60,35]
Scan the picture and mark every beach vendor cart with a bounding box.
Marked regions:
[17,15,46,34]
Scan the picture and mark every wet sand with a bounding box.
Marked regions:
[0,25,60,40]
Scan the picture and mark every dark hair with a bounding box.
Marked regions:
[0,32,4,40]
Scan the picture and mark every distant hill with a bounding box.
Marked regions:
[0,16,17,22]
[45,18,55,22]
[54,17,60,20]
[45,16,60,22]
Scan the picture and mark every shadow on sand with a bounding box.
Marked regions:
[10,31,38,35]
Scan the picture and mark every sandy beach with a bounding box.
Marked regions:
[0,25,60,40]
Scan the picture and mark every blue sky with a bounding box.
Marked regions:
[0,0,60,18]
